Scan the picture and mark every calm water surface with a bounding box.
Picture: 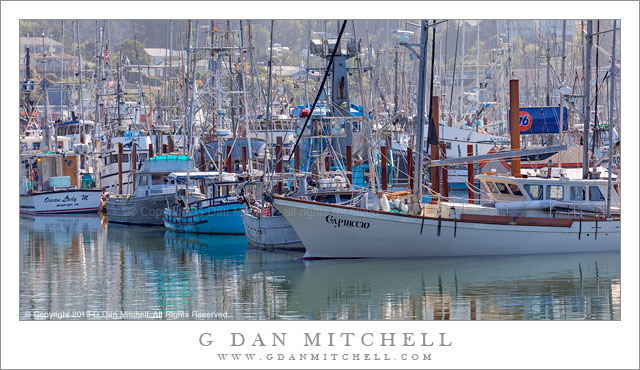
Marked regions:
[19,214,620,320]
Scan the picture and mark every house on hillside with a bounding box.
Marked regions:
[144,48,186,66]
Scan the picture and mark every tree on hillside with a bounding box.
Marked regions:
[118,39,152,65]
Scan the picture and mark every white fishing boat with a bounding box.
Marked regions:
[106,154,205,225]
[20,151,102,215]
[273,173,620,258]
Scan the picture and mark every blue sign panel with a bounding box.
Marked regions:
[508,107,569,134]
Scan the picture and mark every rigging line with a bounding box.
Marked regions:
[289,20,348,166]
[448,21,460,117]
[426,20,438,147]
[264,20,275,185]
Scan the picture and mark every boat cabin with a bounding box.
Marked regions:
[21,134,71,152]
[476,173,620,218]
[131,155,203,199]
[20,152,96,194]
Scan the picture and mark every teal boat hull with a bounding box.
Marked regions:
[164,201,245,234]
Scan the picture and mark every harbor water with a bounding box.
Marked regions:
[20,214,620,320]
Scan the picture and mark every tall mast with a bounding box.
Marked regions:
[60,20,64,126]
[238,20,254,172]
[394,45,399,114]
[183,20,192,154]
[606,20,616,219]
[188,20,199,157]
[560,20,567,85]
[186,20,199,207]
[305,20,311,108]
[95,21,103,136]
[411,20,429,213]
[582,20,593,179]
[545,38,551,106]
[476,20,480,93]
[42,32,51,152]
[459,21,465,118]
[592,20,600,174]
[266,20,275,185]
[75,21,84,142]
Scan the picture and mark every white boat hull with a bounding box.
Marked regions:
[20,189,102,215]
[273,196,620,258]
[241,209,303,250]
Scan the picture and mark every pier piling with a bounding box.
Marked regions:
[440,142,449,200]
[346,145,352,184]
[467,144,474,203]
[509,79,521,177]
[381,146,388,191]
[430,96,440,195]
[117,142,123,195]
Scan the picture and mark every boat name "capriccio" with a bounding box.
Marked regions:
[325,215,370,229]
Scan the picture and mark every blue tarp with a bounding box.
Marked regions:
[508,107,568,134]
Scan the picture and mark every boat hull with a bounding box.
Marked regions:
[241,209,304,250]
[164,202,245,234]
[20,189,102,215]
[273,196,620,258]
[106,194,170,225]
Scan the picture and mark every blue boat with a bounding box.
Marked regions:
[163,172,245,234]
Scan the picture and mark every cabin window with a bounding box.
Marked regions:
[485,181,499,193]
[138,175,149,186]
[103,157,109,166]
[121,154,129,163]
[523,184,543,200]
[589,186,605,201]
[508,184,523,196]
[547,185,564,200]
[151,175,165,185]
[570,186,586,201]
[495,182,511,194]
[111,154,118,163]
[312,195,337,203]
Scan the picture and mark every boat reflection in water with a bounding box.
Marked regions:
[20,215,620,320]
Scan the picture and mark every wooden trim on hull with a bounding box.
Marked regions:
[272,195,616,227]
[459,214,574,227]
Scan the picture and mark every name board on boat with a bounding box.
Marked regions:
[325,215,370,229]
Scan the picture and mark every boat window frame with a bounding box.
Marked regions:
[570,186,586,201]
[589,186,605,201]
[546,185,564,200]
[508,183,523,196]
[485,181,499,193]
[151,174,165,185]
[495,182,511,195]
[138,174,149,187]
[523,184,544,200]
